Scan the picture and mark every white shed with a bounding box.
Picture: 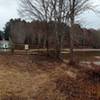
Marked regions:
[0,39,10,49]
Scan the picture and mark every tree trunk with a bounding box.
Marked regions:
[46,37,49,56]
[69,27,74,64]
[69,20,75,65]
[56,35,62,59]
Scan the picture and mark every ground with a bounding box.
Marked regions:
[0,52,99,100]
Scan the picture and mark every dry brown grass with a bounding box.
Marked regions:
[0,54,99,100]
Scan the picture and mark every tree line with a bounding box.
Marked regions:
[3,18,100,49]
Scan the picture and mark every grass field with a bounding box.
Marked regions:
[0,51,99,100]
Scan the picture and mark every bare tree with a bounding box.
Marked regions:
[18,0,96,61]
[19,0,51,55]
[53,0,68,58]
[18,0,68,57]
[66,0,94,64]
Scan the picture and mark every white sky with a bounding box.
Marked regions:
[0,0,100,30]
[0,0,19,30]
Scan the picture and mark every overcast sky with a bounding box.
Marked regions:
[0,0,100,30]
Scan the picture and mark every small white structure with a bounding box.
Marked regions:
[25,44,29,50]
[0,39,10,49]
